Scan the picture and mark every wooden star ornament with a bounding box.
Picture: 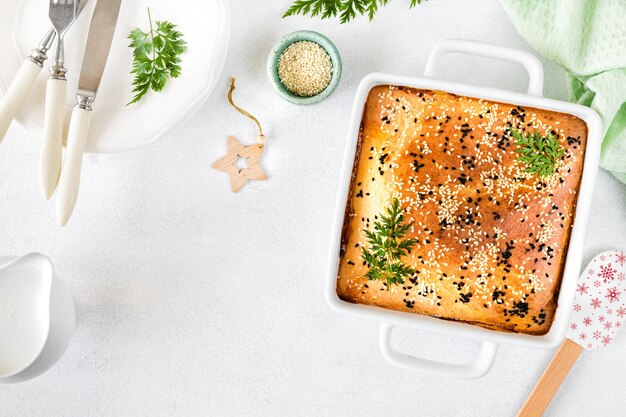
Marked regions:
[212,135,267,192]
[213,77,269,193]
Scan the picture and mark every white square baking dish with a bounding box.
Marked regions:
[326,39,603,379]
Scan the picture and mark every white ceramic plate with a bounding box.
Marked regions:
[0,0,229,154]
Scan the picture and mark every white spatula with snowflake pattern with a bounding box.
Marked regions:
[518,250,626,417]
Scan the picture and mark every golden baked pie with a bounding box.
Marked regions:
[337,85,588,335]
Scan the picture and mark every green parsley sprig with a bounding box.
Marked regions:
[361,198,418,289]
[511,128,564,177]
[283,0,426,24]
[127,8,187,105]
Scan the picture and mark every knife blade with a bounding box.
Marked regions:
[77,0,123,107]
[55,0,123,226]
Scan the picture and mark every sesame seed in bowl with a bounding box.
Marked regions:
[278,41,333,97]
[267,31,342,105]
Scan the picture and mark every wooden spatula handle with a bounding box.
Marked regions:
[517,338,583,417]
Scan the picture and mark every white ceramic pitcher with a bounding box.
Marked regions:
[0,253,75,383]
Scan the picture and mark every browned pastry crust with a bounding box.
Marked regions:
[337,85,588,335]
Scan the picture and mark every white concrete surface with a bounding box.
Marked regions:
[1,1,625,416]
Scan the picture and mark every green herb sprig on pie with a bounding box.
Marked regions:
[511,128,564,177]
[361,198,418,289]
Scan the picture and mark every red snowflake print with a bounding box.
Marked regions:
[602,335,611,346]
[593,330,602,339]
[589,269,595,276]
[600,255,606,261]
[618,307,626,318]
[577,283,589,295]
[604,321,613,330]
[570,323,578,330]
[573,303,582,312]
[599,315,606,322]
[607,308,613,315]
[594,280,602,288]
[599,264,617,282]
[583,317,593,326]
[588,343,593,349]
[617,322,622,328]
[579,332,587,340]
[618,272,625,281]
[606,287,621,303]
[591,298,603,309]
[616,251,626,267]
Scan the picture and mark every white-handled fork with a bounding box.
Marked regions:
[40,0,78,200]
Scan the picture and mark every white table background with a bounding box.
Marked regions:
[1,1,625,416]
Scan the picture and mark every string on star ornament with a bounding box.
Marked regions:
[212,77,268,192]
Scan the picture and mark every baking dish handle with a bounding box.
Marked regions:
[379,323,499,379]
[424,38,544,97]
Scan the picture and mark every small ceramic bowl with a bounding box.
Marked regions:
[267,30,342,105]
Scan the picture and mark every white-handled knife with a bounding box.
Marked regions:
[55,0,122,226]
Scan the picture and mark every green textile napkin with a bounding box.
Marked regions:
[500,0,626,183]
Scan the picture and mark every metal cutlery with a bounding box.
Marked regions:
[0,31,54,143]
[55,0,122,226]
[40,0,78,200]
[0,0,87,145]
